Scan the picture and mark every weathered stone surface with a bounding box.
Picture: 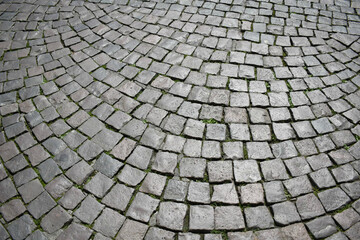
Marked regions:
[3,0,360,237]
[245,206,274,229]
[157,202,188,231]
[93,208,125,238]
[189,205,214,231]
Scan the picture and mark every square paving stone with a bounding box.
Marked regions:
[329,149,355,165]
[245,206,274,229]
[234,160,261,183]
[187,181,210,204]
[7,214,36,240]
[139,172,167,196]
[224,107,248,123]
[294,139,318,156]
[341,181,360,200]
[93,208,125,238]
[126,145,153,170]
[13,168,37,187]
[94,153,123,178]
[179,158,206,179]
[260,159,289,181]
[74,195,105,224]
[0,141,19,162]
[116,219,148,240]
[230,123,250,141]
[223,141,243,159]
[206,124,226,141]
[0,178,18,203]
[306,216,337,239]
[202,141,221,159]
[45,175,72,199]
[310,168,336,189]
[37,158,62,183]
[162,135,186,153]
[24,144,50,166]
[318,187,351,212]
[117,164,146,186]
[59,186,85,210]
[84,172,114,198]
[283,175,313,197]
[92,129,122,151]
[345,222,360,240]
[54,148,80,170]
[273,123,296,140]
[157,202,188,231]
[332,164,359,183]
[312,117,336,134]
[334,208,360,230]
[184,119,205,138]
[144,227,175,240]
[57,222,93,240]
[106,111,132,130]
[140,127,166,149]
[32,122,53,142]
[189,205,215,231]
[5,121,27,139]
[102,184,134,211]
[183,139,202,157]
[208,161,233,183]
[240,183,264,205]
[40,205,72,233]
[110,137,137,161]
[272,201,301,225]
[306,153,333,170]
[49,119,71,137]
[330,130,356,147]
[15,132,36,151]
[18,178,44,204]
[127,192,159,222]
[24,229,48,240]
[27,191,56,219]
[284,157,311,177]
[63,130,87,150]
[250,124,271,141]
[0,198,26,222]
[78,140,104,161]
[281,223,312,240]
[212,182,239,204]
[42,137,67,156]
[152,151,178,175]
[164,179,189,202]
[65,160,94,185]
[163,114,186,135]
[246,142,273,159]
[215,206,245,230]
[271,140,298,159]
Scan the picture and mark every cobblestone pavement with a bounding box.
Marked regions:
[0,0,360,239]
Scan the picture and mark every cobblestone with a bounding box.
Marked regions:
[1,0,360,238]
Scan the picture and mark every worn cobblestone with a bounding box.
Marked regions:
[0,0,359,238]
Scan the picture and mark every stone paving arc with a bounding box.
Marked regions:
[0,0,360,239]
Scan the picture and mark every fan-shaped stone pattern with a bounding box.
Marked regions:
[0,0,359,239]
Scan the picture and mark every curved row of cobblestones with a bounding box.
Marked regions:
[0,0,360,239]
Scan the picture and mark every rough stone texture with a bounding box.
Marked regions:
[189,205,214,231]
[2,0,360,237]
[245,206,274,229]
[93,208,125,238]
[157,202,188,231]
[318,188,351,212]
[306,216,338,239]
[215,206,245,230]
